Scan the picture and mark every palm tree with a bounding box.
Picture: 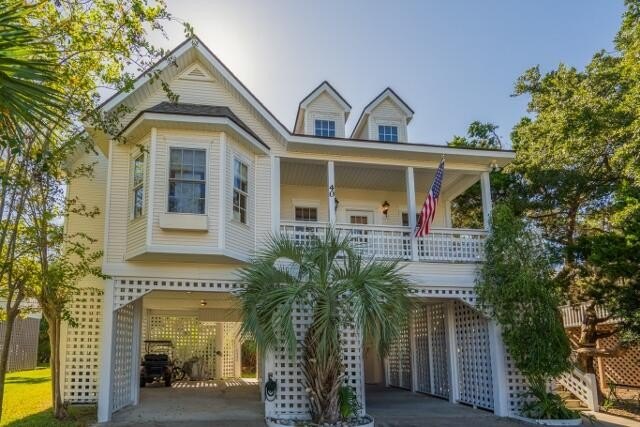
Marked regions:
[238,229,412,424]
[0,1,62,137]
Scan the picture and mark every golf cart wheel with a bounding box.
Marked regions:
[140,377,146,387]
[164,372,172,387]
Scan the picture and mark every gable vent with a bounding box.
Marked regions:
[187,67,206,78]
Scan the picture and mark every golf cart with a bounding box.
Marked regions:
[140,340,173,387]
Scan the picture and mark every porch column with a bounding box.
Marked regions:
[215,323,224,379]
[480,171,492,230]
[489,321,510,417]
[409,309,418,392]
[271,156,280,234]
[405,167,419,261]
[97,280,115,422]
[328,161,336,224]
[130,299,143,406]
[445,301,460,404]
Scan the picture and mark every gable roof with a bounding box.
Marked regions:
[91,36,291,153]
[293,81,351,134]
[350,87,414,138]
[87,36,514,169]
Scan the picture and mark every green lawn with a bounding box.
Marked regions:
[2,368,95,426]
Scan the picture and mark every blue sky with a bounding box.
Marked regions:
[160,0,625,146]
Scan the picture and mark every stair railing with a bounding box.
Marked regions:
[555,367,599,411]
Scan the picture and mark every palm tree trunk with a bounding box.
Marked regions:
[301,322,344,424]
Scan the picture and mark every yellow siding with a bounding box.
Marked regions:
[254,156,273,250]
[225,136,257,256]
[106,142,130,264]
[280,184,446,227]
[118,67,286,156]
[304,92,346,137]
[367,98,408,142]
[125,134,149,257]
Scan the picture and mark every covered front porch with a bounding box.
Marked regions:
[277,158,493,263]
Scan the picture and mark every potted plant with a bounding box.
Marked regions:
[238,229,411,426]
[476,205,581,425]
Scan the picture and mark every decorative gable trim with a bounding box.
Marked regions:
[294,81,351,134]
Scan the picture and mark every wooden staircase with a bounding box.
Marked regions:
[554,384,590,412]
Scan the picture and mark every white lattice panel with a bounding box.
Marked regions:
[504,352,533,415]
[266,304,364,420]
[112,303,135,412]
[429,302,450,399]
[388,320,411,390]
[454,301,494,410]
[413,304,431,394]
[113,278,244,308]
[223,322,241,378]
[410,287,478,306]
[146,313,217,378]
[62,290,102,403]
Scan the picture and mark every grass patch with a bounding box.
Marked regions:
[2,368,95,426]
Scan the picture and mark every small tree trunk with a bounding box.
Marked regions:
[0,310,18,422]
[47,312,67,419]
[577,304,598,375]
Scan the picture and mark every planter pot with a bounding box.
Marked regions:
[512,415,583,426]
[265,415,374,427]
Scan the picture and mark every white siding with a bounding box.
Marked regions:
[304,92,346,138]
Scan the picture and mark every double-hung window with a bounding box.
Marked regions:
[233,158,249,224]
[378,125,398,142]
[314,120,336,137]
[168,148,206,214]
[132,154,145,218]
[295,207,318,222]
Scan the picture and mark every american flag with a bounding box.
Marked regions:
[415,158,445,237]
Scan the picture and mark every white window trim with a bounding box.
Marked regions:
[129,150,146,221]
[372,118,403,141]
[165,144,209,216]
[307,111,340,136]
[341,207,376,225]
[231,153,250,225]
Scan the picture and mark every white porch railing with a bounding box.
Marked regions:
[279,221,486,263]
[556,368,599,411]
[559,303,614,328]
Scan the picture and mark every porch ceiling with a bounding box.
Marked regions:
[280,159,479,195]
[143,290,238,311]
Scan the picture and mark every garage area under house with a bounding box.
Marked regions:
[108,289,264,424]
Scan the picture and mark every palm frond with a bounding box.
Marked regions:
[0,1,64,137]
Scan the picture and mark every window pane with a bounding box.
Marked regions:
[168,148,206,214]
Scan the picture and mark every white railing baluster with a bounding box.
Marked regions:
[279,222,487,263]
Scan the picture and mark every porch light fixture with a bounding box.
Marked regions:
[334,198,340,211]
[200,299,207,307]
[381,201,390,217]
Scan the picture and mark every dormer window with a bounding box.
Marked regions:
[314,120,336,137]
[378,125,398,142]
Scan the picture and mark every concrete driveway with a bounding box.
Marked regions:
[366,385,527,427]
[104,379,264,427]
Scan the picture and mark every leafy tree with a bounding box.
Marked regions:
[509,0,640,379]
[0,0,192,420]
[238,230,411,424]
[447,121,523,229]
[476,204,572,412]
